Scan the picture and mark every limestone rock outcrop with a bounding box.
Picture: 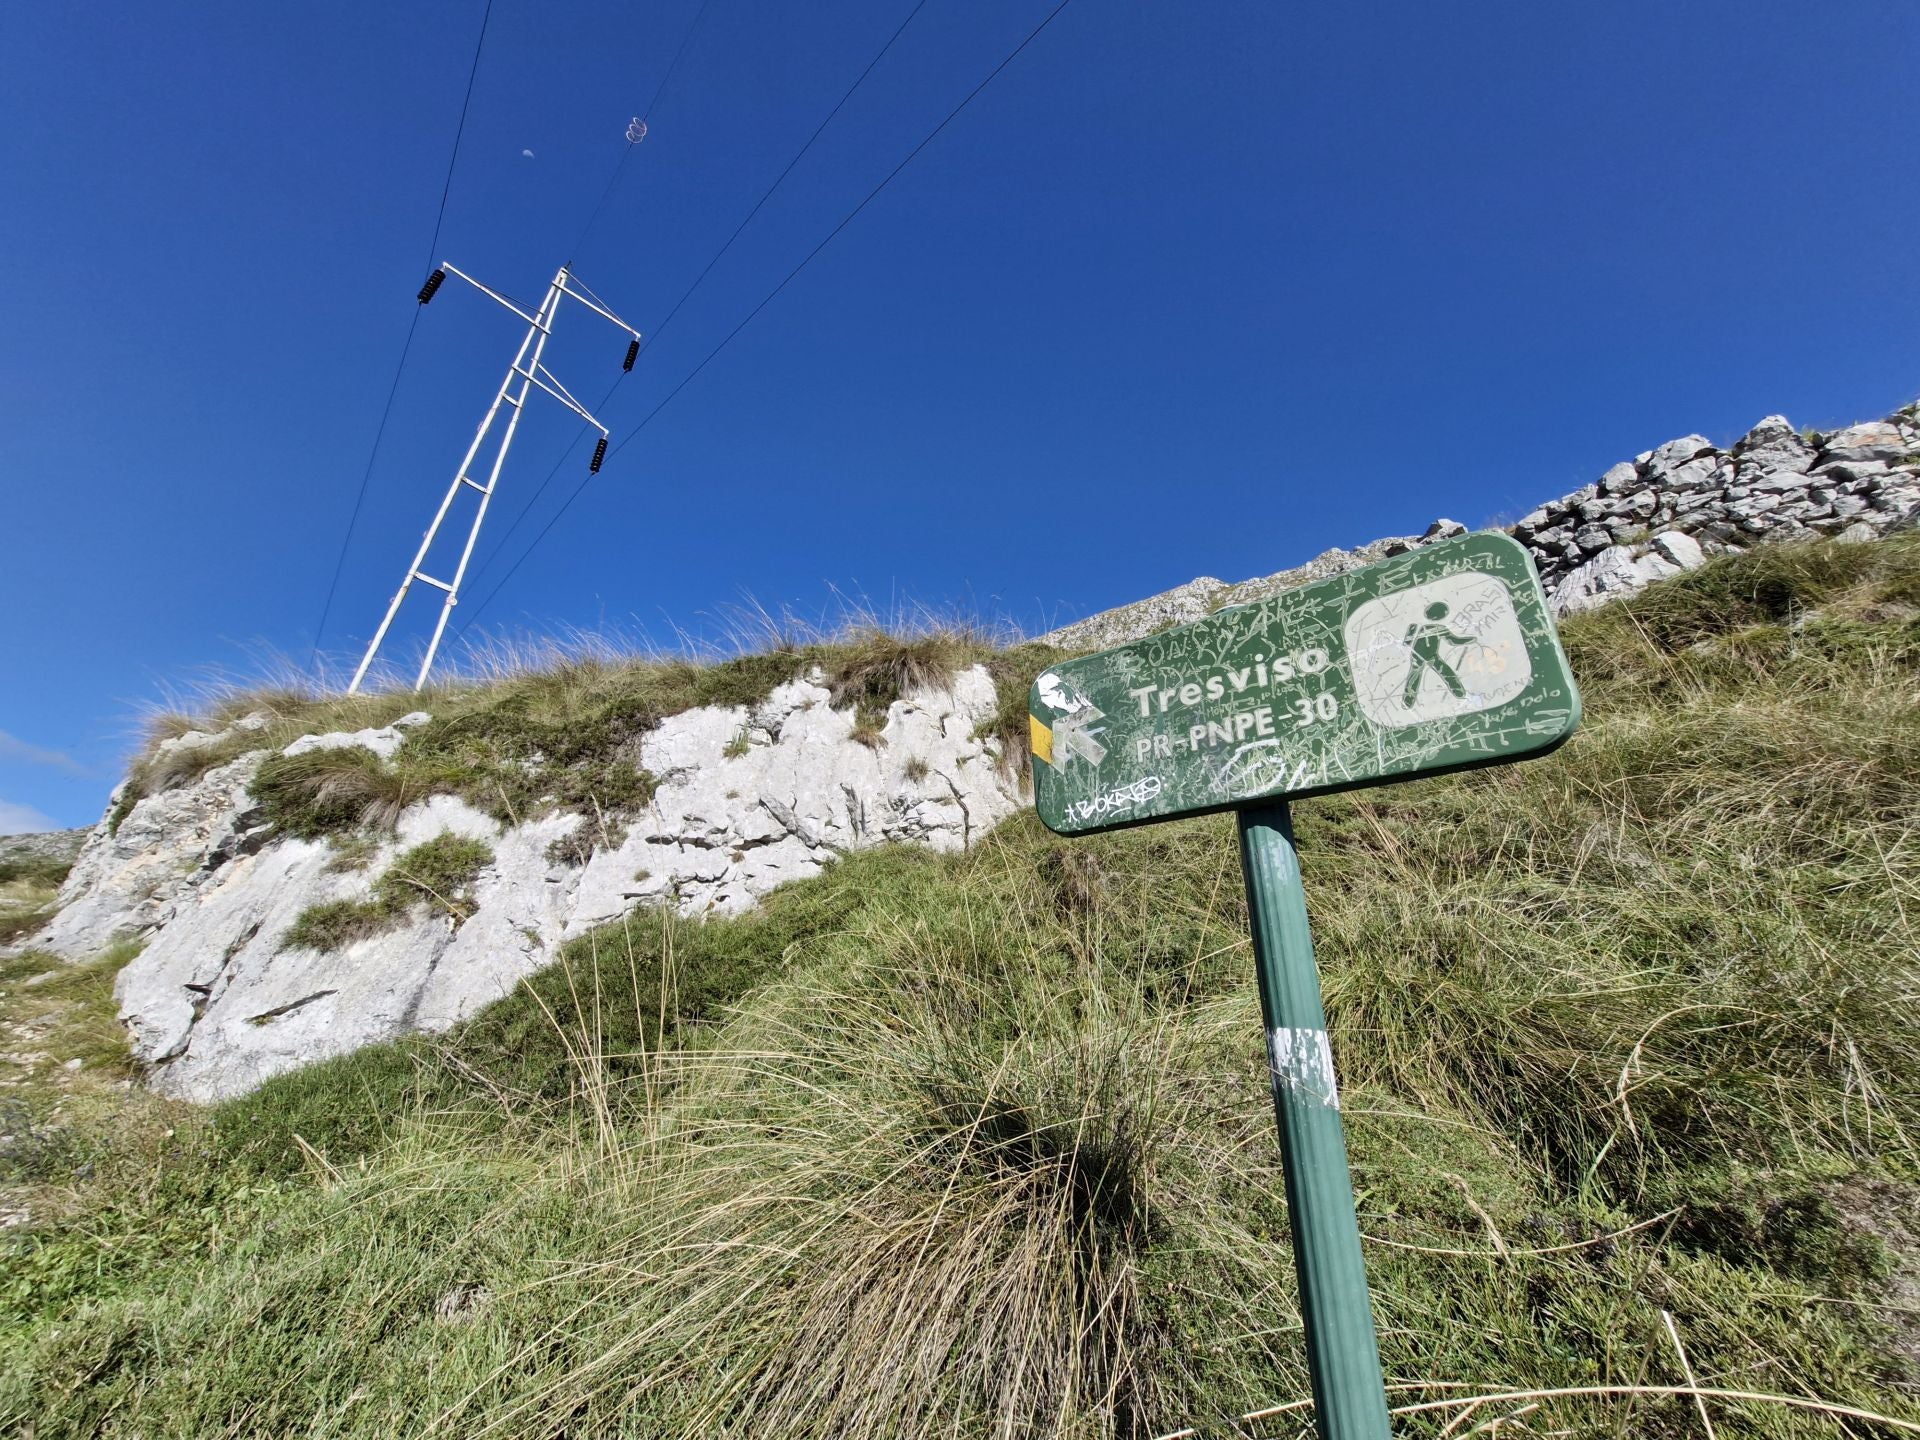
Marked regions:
[37,752,270,961]
[0,828,87,872]
[36,667,1020,1101]
[1042,522,1471,652]
[1518,413,1920,609]
[114,800,583,1101]
[564,668,1014,932]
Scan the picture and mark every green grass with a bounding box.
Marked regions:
[0,896,58,948]
[0,858,72,948]
[123,624,1017,844]
[0,853,74,889]
[277,895,394,953]
[4,536,1920,1437]
[0,941,142,1082]
[375,834,494,920]
[281,834,496,952]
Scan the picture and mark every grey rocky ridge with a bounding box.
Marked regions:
[18,400,1920,1102]
[1044,406,1920,647]
[0,828,87,875]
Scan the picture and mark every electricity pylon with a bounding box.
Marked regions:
[346,262,642,694]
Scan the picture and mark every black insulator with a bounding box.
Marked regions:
[622,338,640,372]
[417,268,447,304]
[590,436,609,473]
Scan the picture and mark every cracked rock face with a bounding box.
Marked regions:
[117,800,584,1101]
[36,751,271,959]
[42,666,1023,1102]
[567,669,1018,931]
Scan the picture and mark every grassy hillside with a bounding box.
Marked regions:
[3,535,1919,1438]
[113,626,1061,843]
[0,839,78,949]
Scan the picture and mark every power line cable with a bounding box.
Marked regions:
[568,0,717,266]
[414,0,718,609]
[460,0,935,600]
[611,0,1075,466]
[310,0,495,669]
[645,0,933,352]
[454,0,1074,639]
[317,0,701,674]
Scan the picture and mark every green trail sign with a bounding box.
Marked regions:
[1030,531,1579,836]
[1031,531,1581,1440]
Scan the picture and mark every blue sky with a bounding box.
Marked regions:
[2,0,1916,831]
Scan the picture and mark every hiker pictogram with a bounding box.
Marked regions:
[1401,602,1477,707]
[1342,566,1535,730]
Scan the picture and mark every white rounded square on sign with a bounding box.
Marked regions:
[1342,571,1533,729]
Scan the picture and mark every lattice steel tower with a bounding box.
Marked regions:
[346,261,642,694]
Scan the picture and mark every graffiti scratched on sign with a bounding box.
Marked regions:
[1030,531,1580,835]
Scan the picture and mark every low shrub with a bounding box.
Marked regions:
[281,833,494,953]
[118,624,1010,844]
[373,833,494,924]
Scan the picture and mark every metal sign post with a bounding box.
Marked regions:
[1030,531,1581,1439]
[1239,799,1391,1439]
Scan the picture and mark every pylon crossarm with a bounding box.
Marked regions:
[440,262,544,327]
